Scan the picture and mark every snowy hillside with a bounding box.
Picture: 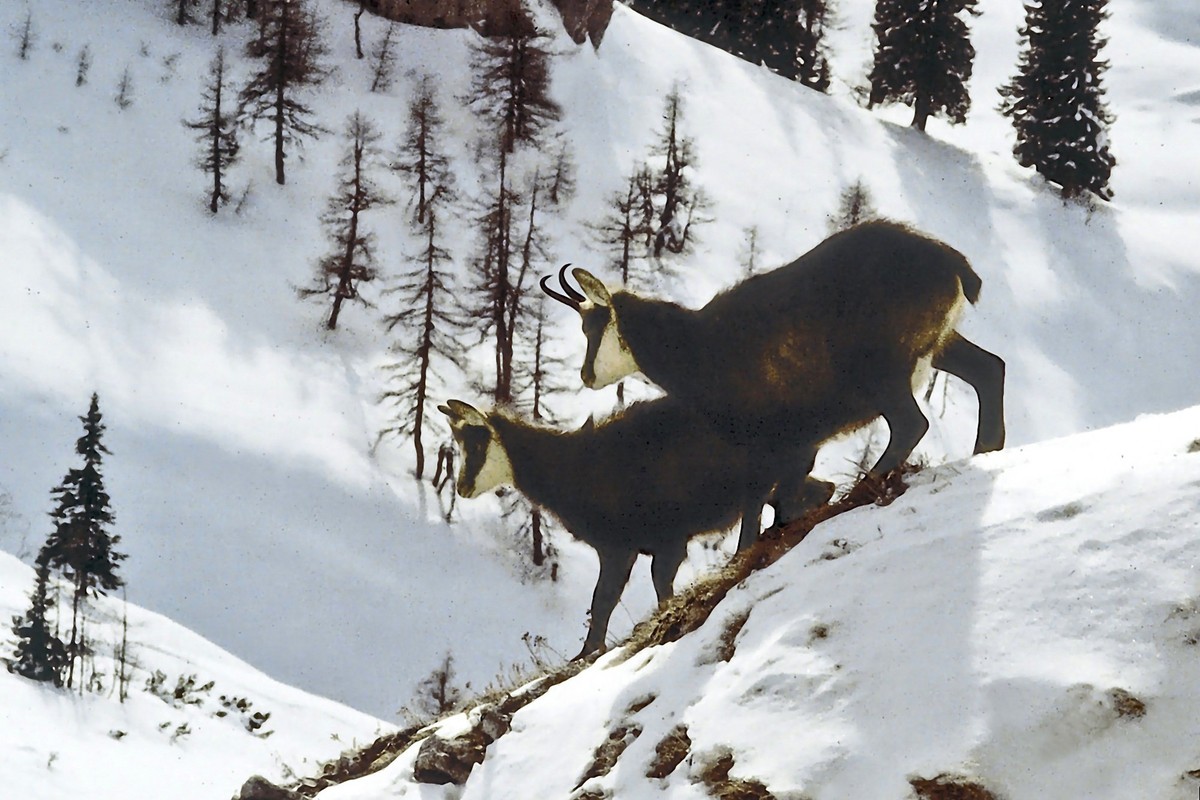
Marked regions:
[0,550,389,800]
[1,0,1199,728]
[306,405,1200,800]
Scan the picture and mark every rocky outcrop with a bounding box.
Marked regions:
[361,0,612,45]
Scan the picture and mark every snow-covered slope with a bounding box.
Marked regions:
[0,550,389,800]
[311,405,1200,800]
[1,0,1198,724]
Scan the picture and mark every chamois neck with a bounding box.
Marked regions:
[612,293,701,395]
[487,415,583,509]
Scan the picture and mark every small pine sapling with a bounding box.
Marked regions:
[648,86,708,257]
[75,45,91,87]
[115,66,135,109]
[828,178,878,232]
[13,10,36,61]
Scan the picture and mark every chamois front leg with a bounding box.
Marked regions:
[576,548,637,660]
[932,333,1006,453]
[650,541,688,603]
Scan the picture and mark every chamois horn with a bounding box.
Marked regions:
[540,263,586,309]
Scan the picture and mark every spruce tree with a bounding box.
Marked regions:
[868,0,980,131]
[794,0,833,91]
[999,0,1115,200]
[369,22,398,93]
[300,112,392,330]
[238,0,330,185]
[14,10,36,61]
[40,393,124,691]
[184,46,240,213]
[8,555,68,687]
[828,178,878,231]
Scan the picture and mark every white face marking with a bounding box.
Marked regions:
[589,319,639,389]
[461,433,514,498]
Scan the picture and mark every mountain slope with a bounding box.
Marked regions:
[0,550,389,800]
[0,0,1198,722]
[310,405,1200,800]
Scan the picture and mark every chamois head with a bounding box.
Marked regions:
[541,264,638,389]
[437,400,514,498]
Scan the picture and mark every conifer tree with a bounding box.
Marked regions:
[469,144,524,404]
[466,13,562,154]
[828,178,878,231]
[14,10,36,61]
[999,0,1115,200]
[588,167,656,294]
[8,555,68,687]
[301,112,392,330]
[39,393,124,691]
[794,0,833,91]
[380,83,465,479]
[185,46,240,213]
[868,0,980,131]
[369,22,398,93]
[648,86,707,257]
[238,0,330,185]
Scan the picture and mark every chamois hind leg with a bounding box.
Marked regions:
[650,541,687,603]
[576,548,637,660]
[932,332,1006,453]
[771,447,835,528]
[870,387,930,478]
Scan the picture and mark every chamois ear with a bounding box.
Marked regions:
[442,399,489,428]
[571,268,611,306]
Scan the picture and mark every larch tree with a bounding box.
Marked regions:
[238,0,331,185]
[7,554,68,687]
[868,0,980,132]
[998,0,1115,200]
[369,22,398,93]
[380,82,465,480]
[465,13,561,404]
[184,46,240,213]
[648,86,707,257]
[39,393,125,692]
[301,112,392,330]
[466,12,562,155]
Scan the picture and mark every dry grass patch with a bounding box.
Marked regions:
[646,724,692,779]
[909,774,1000,800]
[697,749,777,800]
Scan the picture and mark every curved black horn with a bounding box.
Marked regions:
[557,263,587,303]
[541,263,583,309]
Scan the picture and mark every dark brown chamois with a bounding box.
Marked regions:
[438,398,764,660]
[543,220,1006,544]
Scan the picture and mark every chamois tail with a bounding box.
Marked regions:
[954,258,983,305]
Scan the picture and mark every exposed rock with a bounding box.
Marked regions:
[360,0,612,45]
[549,0,614,45]
[412,731,489,785]
[236,775,302,800]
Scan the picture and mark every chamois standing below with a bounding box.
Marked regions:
[543,220,1006,545]
[438,397,762,659]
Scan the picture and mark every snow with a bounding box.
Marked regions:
[317,406,1200,799]
[0,0,1198,793]
[0,549,389,800]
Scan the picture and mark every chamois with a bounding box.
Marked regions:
[438,397,764,659]
[543,221,1006,543]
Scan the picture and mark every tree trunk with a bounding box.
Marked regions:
[912,91,930,132]
[212,0,221,36]
[355,2,366,59]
